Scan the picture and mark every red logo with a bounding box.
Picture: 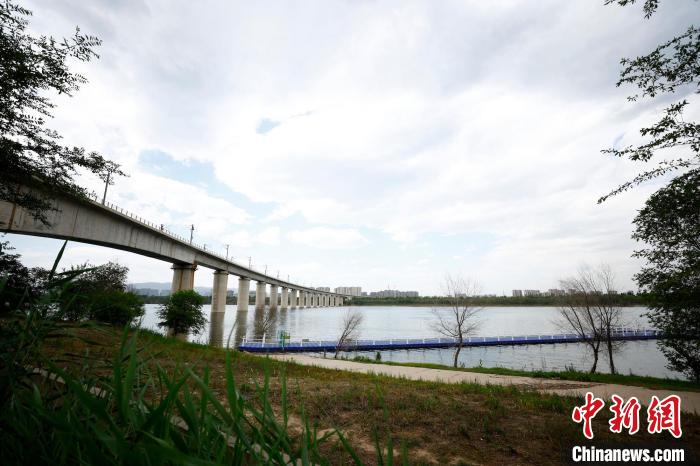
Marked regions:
[572,392,605,439]
[647,395,682,438]
[609,394,641,435]
[572,392,683,439]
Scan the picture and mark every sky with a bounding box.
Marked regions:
[8,0,700,295]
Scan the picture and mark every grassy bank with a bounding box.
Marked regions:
[38,324,698,465]
[349,356,700,392]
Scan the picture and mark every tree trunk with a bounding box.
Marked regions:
[606,329,616,375]
[589,344,599,374]
[453,337,462,368]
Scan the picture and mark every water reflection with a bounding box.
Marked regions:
[233,310,247,348]
[208,311,225,347]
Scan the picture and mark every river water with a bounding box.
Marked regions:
[139,304,682,379]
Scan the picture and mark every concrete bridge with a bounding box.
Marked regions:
[0,190,350,314]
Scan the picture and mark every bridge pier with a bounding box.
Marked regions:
[280,287,288,310]
[301,291,308,308]
[255,281,266,310]
[211,270,228,314]
[171,263,197,293]
[269,285,278,311]
[237,277,250,311]
[208,310,225,347]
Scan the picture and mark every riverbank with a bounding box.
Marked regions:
[273,354,700,413]
[346,357,700,392]
[44,325,698,464]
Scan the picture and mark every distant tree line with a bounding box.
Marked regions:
[349,293,647,307]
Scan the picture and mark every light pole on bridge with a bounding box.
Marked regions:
[189,225,194,244]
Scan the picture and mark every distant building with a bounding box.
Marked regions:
[369,289,419,298]
[335,286,362,297]
[315,287,331,292]
[547,289,566,296]
[159,289,171,296]
[133,288,159,296]
[512,289,523,297]
[523,289,541,297]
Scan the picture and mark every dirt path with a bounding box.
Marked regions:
[271,354,700,414]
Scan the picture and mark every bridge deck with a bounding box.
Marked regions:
[237,329,663,353]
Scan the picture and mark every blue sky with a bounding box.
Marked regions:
[8,0,700,295]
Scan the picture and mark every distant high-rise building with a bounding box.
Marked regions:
[512,289,523,297]
[334,286,362,296]
[369,289,419,298]
[523,289,541,297]
[547,289,565,296]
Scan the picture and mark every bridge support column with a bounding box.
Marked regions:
[269,285,278,311]
[208,310,225,348]
[255,281,266,310]
[237,278,250,311]
[280,287,288,310]
[301,291,307,308]
[211,270,228,314]
[171,263,197,293]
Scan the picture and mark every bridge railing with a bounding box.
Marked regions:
[81,192,352,295]
[84,192,250,270]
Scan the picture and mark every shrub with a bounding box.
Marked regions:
[157,289,207,335]
[89,290,144,326]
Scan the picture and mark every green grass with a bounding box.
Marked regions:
[349,356,700,392]
[39,325,700,465]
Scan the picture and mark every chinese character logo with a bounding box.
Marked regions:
[609,394,641,435]
[647,395,682,438]
[572,392,605,439]
[572,392,682,439]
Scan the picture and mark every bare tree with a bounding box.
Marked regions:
[558,273,604,373]
[558,264,626,374]
[431,275,482,368]
[334,309,364,358]
[588,265,626,374]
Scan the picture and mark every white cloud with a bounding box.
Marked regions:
[18,0,700,293]
[287,227,368,250]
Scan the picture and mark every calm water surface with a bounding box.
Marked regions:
[139,304,682,380]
